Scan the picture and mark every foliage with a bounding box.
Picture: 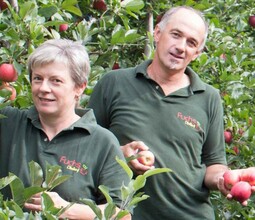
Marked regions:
[81,157,171,220]
[0,161,73,219]
[1,0,255,219]
[0,160,171,219]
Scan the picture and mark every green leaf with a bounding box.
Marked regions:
[9,201,24,218]
[47,175,72,192]
[120,184,132,201]
[120,0,144,12]
[115,210,130,220]
[43,163,71,191]
[62,5,82,17]
[0,211,8,219]
[104,203,116,219]
[116,157,133,180]
[0,175,17,190]
[9,175,25,207]
[143,168,172,178]
[111,25,125,44]
[132,175,146,191]
[43,163,61,188]
[19,2,37,20]
[80,199,103,219]
[128,194,149,207]
[29,161,44,187]
[124,29,141,43]
[23,186,44,201]
[41,192,54,211]
[98,185,113,204]
[38,6,58,19]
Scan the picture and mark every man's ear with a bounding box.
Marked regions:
[191,50,202,61]
[154,25,161,43]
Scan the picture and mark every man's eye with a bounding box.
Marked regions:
[188,41,197,47]
[171,33,180,38]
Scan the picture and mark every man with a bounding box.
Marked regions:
[88,6,232,220]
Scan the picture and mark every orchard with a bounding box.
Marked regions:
[0,0,255,219]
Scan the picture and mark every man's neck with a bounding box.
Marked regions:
[147,63,190,95]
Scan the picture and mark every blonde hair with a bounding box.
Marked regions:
[28,39,90,86]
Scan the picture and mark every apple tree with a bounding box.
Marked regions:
[1,0,255,219]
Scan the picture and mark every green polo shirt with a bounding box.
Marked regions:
[88,59,227,220]
[0,106,129,206]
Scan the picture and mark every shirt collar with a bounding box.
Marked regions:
[27,106,97,134]
[135,59,206,93]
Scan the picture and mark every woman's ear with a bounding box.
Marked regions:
[76,82,87,97]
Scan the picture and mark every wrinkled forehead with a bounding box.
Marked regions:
[166,9,206,43]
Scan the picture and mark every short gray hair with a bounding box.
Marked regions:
[158,6,209,51]
[28,39,90,86]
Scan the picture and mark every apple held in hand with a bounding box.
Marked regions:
[0,63,18,82]
[223,170,241,190]
[241,168,255,186]
[137,150,155,166]
[230,181,252,203]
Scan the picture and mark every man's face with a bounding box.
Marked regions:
[154,9,206,72]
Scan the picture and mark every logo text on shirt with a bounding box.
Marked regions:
[59,156,88,175]
[177,112,201,131]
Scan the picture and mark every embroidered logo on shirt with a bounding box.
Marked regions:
[177,112,201,131]
[59,156,88,175]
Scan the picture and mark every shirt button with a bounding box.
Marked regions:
[44,138,48,142]
[156,86,159,89]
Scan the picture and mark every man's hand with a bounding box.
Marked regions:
[121,141,155,175]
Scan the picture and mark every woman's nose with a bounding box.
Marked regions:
[39,80,51,92]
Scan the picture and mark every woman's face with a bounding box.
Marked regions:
[31,62,83,118]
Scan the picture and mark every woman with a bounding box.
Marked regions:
[0,39,130,219]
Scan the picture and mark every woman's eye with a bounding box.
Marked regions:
[33,76,41,81]
[53,79,62,83]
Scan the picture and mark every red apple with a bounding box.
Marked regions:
[233,146,240,155]
[112,62,120,70]
[93,0,107,12]
[0,0,8,11]
[220,53,226,61]
[224,130,232,144]
[59,24,69,32]
[248,15,255,28]
[230,181,252,203]
[137,150,155,166]
[241,168,255,186]
[0,82,16,101]
[223,169,241,190]
[0,63,18,82]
